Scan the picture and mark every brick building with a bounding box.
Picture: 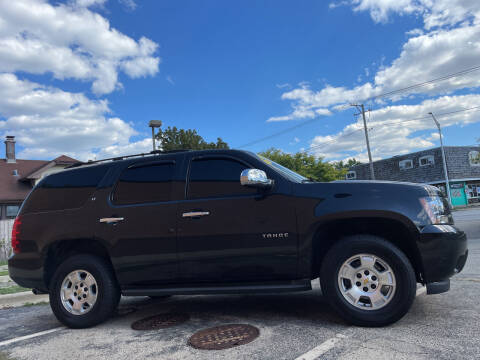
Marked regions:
[347,146,480,206]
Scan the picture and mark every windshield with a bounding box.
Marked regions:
[257,155,308,183]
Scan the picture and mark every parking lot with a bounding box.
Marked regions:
[0,208,479,360]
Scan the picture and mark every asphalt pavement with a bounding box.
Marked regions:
[0,208,478,360]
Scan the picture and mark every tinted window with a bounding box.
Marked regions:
[23,165,108,213]
[113,162,174,205]
[188,158,256,199]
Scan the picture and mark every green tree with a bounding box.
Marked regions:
[331,158,362,179]
[155,126,229,151]
[259,148,343,182]
[333,158,362,171]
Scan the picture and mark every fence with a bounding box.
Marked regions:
[0,219,14,261]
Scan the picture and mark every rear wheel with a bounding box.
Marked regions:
[320,235,416,327]
[49,254,120,328]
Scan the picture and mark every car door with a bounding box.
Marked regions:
[177,154,298,283]
[95,159,179,287]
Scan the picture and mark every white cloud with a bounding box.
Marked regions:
[0,0,159,95]
[349,0,423,24]
[267,105,331,122]
[119,0,137,11]
[0,0,162,161]
[341,0,480,29]
[269,0,480,163]
[275,21,480,114]
[0,73,151,161]
[75,0,107,8]
[276,83,291,89]
[308,94,480,161]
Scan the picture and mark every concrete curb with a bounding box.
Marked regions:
[0,291,49,308]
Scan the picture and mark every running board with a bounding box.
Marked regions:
[122,279,312,296]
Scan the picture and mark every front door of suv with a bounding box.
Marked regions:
[95,159,179,287]
[177,155,298,283]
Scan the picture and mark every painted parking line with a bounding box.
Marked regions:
[0,327,64,348]
[295,333,347,360]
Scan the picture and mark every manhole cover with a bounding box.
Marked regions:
[188,324,260,350]
[131,313,190,330]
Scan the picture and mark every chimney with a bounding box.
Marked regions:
[5,136,16,163]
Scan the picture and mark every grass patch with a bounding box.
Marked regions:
[0,270,8,277]
[0,285,29,295]
[0,260,7,266]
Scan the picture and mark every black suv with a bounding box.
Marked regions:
[8,149,468,328]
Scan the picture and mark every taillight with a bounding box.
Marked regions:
[11,216,22,254]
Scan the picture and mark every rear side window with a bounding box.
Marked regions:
[113,162,174,205]
[188,158,256,199]
[23,165,108,213]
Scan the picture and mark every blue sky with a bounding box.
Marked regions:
[0,0,479,162]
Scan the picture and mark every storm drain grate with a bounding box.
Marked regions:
[131,313,190,330]
[188,324,260,350]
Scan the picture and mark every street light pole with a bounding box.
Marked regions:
[428,112,452,206]
[148,120,163,151]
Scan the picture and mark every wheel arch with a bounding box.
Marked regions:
[43,238,116,290]
[310,216,424,283]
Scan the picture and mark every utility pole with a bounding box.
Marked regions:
[351,104,375,180]
[429,112,452,206]
[148,120,163,151]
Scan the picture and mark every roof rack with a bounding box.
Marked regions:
[65,149,191,169]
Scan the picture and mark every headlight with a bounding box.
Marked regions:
[419,196,453,225]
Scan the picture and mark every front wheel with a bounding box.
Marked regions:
[320,235,416,327]
[49,254,120,328]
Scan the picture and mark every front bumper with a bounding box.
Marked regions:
[418,225,468,289]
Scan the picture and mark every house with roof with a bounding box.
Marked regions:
[0,136,79,259]
[347,146,480,207]
[0,136,80,220]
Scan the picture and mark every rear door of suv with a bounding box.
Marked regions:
[176,153,298,283]
[94,156,181,287]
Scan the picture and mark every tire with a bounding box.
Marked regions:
[49,254,120,329]
[320,235,416,327]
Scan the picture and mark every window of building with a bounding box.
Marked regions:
[6,205,20,218]
[399,159,413,170]
[469,151,480,166]
[466,184,480,200]
[346,171,356,180]
[113,162,175,205]
[419,155,434,167]
[187,158,257,199]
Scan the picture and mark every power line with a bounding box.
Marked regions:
[239,64,480,149]
[363,64,480,103]
[368,105,480,130]
[238,116,325,148]
[305,128,366,153]
[306,105,480,153]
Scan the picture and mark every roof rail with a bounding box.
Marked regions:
[65,149,191,169]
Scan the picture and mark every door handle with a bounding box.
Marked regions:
[99,217,124,224]
[182,211,210,218]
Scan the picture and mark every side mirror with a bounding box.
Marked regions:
[240,169,273,188]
